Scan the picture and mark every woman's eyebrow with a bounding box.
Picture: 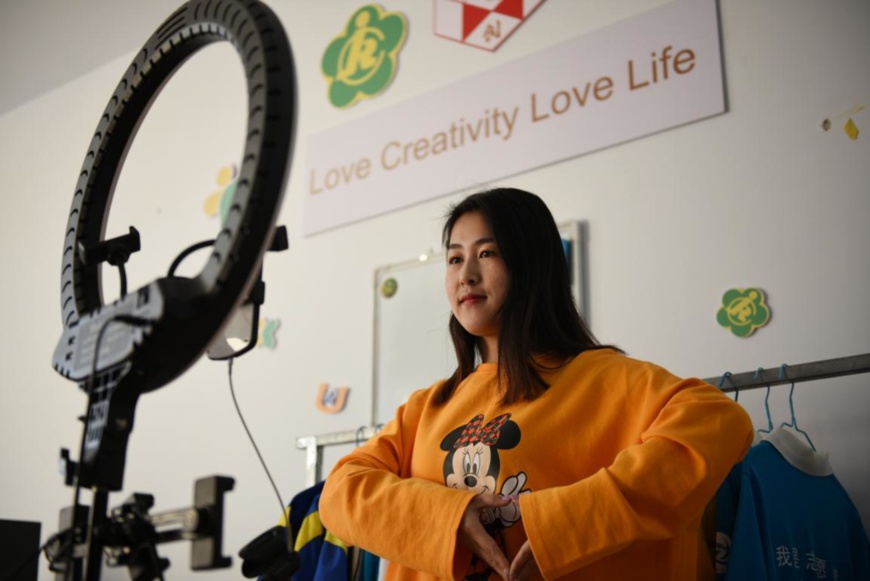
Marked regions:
[448,237,496,249]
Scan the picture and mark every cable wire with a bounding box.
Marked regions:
[118,263,128,298]
[227,358,287,517]
[167,240,215,277]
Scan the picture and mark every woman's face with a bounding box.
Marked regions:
[445,211,510,362]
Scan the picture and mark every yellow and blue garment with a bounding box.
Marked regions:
[292,492,350,581]
[275,481,379,581]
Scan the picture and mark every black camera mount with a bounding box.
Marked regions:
[48,477,234,580]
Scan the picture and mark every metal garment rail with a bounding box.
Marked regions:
[703,353,870,393]
[297,353,870,487]
[296,426,382,487]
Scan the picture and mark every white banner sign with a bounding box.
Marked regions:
[304,0,724,235]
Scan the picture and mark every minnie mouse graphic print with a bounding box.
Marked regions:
[441,413,531,579]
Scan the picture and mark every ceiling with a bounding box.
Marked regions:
[0,0,185,116]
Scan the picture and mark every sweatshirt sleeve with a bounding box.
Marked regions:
[319,389,477,579]
[521,370,754,580]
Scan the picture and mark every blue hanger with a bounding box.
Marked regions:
[754,367,774,437]
[777,364,816,451]
[355,426,367,447]
[355,424,386,447]
[719,371,737,402]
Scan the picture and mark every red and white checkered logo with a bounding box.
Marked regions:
[434,0,545,51]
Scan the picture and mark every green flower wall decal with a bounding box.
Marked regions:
[717,288,771,337]
[322,4,407,108]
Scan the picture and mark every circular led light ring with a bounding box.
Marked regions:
[59,0,295,338]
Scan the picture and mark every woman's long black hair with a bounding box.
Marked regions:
[435,187,619,406]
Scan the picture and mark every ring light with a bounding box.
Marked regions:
[52,0,296,492]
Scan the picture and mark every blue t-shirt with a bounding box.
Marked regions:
[717,429,870,580]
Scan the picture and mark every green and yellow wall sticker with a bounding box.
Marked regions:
[204,164,281,351]
[717,288,771,338]
[381,277,398,298]
[204,163,237,224]
[322,4,408,108]
[257,318,280,350]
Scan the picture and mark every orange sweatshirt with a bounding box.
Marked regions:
[320,349,754,580]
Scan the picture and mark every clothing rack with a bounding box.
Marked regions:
[702,353,870,393]
[296,353,870,487]
[296,426,382,487]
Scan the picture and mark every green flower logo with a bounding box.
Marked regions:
[322,4,407,108]
[717,288,771,337]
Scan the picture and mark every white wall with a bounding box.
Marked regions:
[0,0,868,578]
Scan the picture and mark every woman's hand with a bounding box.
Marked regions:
[458,494,513,580]
[510,540,541,581]
[505,495,541,581]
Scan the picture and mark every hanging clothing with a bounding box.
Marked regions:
[283,481,326,541]
[292,490,351,581]
[716,427,870,580]
[355,549,382,581]
[320,348,754,580]
[278,481,381,581]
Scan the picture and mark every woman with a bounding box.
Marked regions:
[320,188,753,580]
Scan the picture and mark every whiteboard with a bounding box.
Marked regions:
[372,221,585,425]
